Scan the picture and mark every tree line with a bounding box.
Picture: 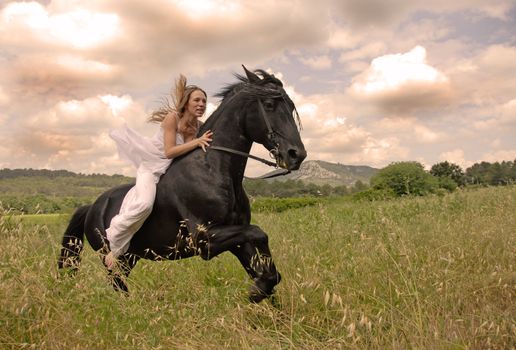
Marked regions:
[0,168,128,180]
[0,160,514,214]
[243,178,368,198]
[357,159,516,200]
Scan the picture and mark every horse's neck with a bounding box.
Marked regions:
[209,110,252,182]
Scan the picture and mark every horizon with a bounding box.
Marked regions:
[0,1,515,177]
[3,157,516,178]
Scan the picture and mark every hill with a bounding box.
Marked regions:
[266,160,378,186]
[0,168,134,214]
[0,168,133,197]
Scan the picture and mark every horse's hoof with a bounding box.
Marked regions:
[249,284,268,303]
[248,273,280,303]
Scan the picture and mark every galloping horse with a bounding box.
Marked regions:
[58,67,307,302]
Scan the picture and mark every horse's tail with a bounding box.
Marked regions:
[58,204,90,271]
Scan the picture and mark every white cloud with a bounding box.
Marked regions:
[327,27,361,49]
[361,136,410,167]
[24,95,136,134]
[339,42,386,63]
[437,148,516,171]
[499,99,516,125]
[1,2,120,49]
[480,149,516,163]
[330,0,515,28]
[352,46,447,94]
[439,149,471,169]
[56,55,115,74]
[0,93,155,175]
[350,46,453,113]
[174,0,240,20]
[300,55,332,70]
[0,0,330,111]
[473,99,516,131]
[414,125,441,143]
[0,85,9,105]
[448,45,516,106]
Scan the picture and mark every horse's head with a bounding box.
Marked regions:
[238,66,307,170]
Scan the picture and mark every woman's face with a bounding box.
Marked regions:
[186,89,207,118]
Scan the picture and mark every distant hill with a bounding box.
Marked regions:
[265,160,378,186]
[0,168,133,197]
[0,168,135,214]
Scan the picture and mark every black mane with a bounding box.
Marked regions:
[214,69,284,100]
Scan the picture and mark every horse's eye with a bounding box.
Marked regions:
[264,101,274,110]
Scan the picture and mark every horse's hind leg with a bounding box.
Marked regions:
[106,254,140,293]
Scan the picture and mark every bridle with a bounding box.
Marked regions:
[209,86,297,178]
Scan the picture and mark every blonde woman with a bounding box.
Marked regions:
[105,75,213,269]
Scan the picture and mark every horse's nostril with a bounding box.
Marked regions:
[288,148,307,161]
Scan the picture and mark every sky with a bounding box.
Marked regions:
[0,0,515,177]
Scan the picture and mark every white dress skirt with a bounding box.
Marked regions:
[106,124,185,258]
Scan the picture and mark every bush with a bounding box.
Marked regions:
[351,188,396,201]
[370,161,438,197]
[437,176,458,192]
[251,197,319,212]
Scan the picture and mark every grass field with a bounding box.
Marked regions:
[0,187,514,349]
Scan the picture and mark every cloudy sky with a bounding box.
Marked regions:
[0,0,515,177]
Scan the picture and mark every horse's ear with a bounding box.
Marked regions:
[242,65,261,84]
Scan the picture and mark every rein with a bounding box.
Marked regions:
[210,145,277,167]
[210,145,291,179]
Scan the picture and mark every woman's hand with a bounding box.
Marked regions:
[196,130,213,152]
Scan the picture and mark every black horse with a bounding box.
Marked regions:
[58,67,307,302]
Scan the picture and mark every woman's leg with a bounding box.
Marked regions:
[106,167,157,263]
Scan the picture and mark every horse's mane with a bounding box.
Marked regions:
[215,69,283,100]
[199,69,300,135]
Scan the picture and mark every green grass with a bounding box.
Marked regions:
[0,187,515,349]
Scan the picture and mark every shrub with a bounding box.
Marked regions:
[251,197,319,212]
[370,161,438,197]
[351,188,396,201]
[437,176,458,192]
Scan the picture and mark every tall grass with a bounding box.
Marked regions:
[0,187,514,349]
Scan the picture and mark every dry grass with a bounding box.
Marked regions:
[0,186,515,349]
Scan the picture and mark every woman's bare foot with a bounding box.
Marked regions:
[104,251,116,270]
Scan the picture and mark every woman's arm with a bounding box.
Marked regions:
[162,112,212,159]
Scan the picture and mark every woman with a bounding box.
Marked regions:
[105,75,213,269]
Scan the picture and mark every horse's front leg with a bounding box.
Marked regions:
[196,224,281,303]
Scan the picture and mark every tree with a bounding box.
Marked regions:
[465,160,515,185]
[430,161,465,187]
[371,161,438,197]
[352,180,368,193]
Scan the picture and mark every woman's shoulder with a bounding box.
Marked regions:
[162,111,179,129]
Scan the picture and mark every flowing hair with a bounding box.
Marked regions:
[148,74,207,136]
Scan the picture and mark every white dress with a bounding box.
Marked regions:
[106,124,185,258]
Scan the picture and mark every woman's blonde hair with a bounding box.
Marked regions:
[148,74,207,136]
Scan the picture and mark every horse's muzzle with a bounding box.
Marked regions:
[283,147,307,170]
